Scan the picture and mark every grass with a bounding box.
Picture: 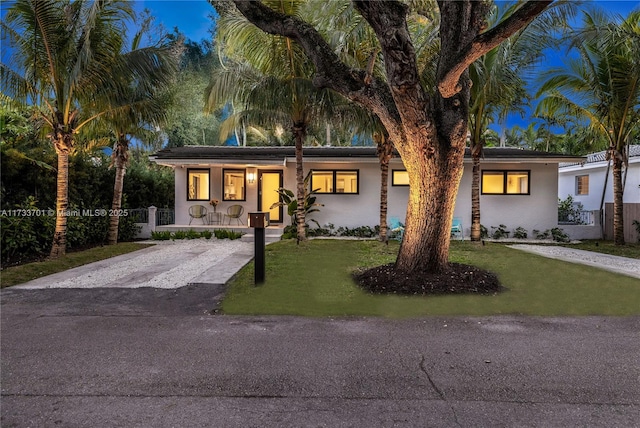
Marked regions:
[559,240,640,259]
[222,240,640,317]
[0,242,153,288]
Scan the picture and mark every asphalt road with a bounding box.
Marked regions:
[1,286,639,427]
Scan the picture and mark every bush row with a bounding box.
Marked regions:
[1,197,140,263]
[151,229,243,241]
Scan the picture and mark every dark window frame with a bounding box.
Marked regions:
[222,168,247,202]
[310,169,360,194]
[391,169,409,186]
[186,168,211,201]
[481,170,531,195]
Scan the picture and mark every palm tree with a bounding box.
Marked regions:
[2,0,146,257]
[207,1,339,240]
[537,9,640,245]
[103,15,179,245]
[467,1,576,241]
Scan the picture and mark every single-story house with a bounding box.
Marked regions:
[559,145,640,241]
[149,146,586,239]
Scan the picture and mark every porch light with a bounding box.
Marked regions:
[247,170,256,184]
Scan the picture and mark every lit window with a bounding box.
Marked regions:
[481,170,530,195]
[576,175,589,195]
[311,170,359,194]
[311,171,334,193]
[187,169,210,201]
[223,169,246,201]
[392,170,410,186]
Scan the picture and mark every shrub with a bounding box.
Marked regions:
[533,229,551,240]
[550,227,570,243]
[151,231,172,240]
[185,229,200,240]
[558,195,584,224]
[490,224,510,239]
[480,224,489,239]
[335,225,379,238]
[513,227,528,239]
[214,229,243,240]
[172,230,187,240]
[200,230,213,239]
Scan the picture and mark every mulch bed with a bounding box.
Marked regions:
[353,262,505,295]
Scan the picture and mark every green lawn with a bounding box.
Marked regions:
[0,242,153,288]
[222,240,640,317]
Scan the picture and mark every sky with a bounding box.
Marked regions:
[138,0,639,43]
[137,0,639,137]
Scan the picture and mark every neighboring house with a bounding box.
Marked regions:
[150,146,584,239]
[559,145,640,241]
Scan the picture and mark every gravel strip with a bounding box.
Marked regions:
[14,239,253,290]
[509,244,640,279]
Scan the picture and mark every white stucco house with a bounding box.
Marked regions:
[149,146,585,239]
[559,145,640,241]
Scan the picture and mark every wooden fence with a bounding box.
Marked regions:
[604,203,640,243]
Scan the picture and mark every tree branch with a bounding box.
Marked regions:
[438,0,553,98]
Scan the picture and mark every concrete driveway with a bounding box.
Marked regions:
[11,240,254,290]
[1,284,639,427]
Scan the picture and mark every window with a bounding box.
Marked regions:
[187,169,210,201]
[481,170,530,195]
[576,175,589,195]
[223,169,246,201]
[392,170,410,186]
[311,170,359,194]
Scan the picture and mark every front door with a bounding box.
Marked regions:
[258,170,283,223]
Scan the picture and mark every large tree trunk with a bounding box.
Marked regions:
[612,156,625,245]
[293,123,306,241]
[49,137,71,259]
[107,134,129,245]
[396,141,465,273]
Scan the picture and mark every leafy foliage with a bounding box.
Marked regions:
[558,195,585,224]
[1,197,140,264]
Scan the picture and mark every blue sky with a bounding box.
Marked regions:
[138,0,639,42]
[138,0,638,136]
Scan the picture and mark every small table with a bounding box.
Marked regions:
[207,212,222,225]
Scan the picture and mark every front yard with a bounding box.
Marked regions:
[222,240,640,317]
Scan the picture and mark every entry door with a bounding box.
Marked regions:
[258,170,283,223]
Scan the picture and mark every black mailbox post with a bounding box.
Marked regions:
[248,212,269,284]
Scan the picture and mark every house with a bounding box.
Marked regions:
[559,145,640,241]
[149,146,585,239]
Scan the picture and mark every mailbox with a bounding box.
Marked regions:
[248,212,270,228]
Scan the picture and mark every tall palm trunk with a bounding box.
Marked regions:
[470,152,482,241]
[49,132,72,259]
[107,133,129,245]
[375,133,393,242]
[293,122,307,241]
[612,155,625,245]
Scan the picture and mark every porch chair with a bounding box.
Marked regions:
[388,216,404,241]
[225,204,245,225]
[451,217,463,240]
[188,205,208,225]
